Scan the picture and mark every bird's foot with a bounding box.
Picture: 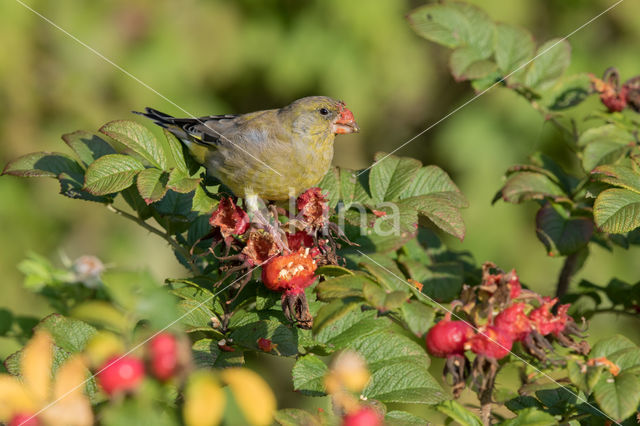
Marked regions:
[248,206,290,253]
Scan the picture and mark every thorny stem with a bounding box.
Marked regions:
[556,251,579,298]
[480,402,492,426]
[107,204,202,276]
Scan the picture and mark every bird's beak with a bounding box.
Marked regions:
[332,106,359,134]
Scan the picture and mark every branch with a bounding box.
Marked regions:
[555,251,579,298]
[107,204,202,276]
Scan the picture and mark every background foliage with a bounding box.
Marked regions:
[2,0,640,422]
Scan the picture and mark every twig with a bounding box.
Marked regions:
[106,204,202,276]
[481,402,492,426]
[556,251,579,298]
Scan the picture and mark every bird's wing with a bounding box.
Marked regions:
[134,107,240,147]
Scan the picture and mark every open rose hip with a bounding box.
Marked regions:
[467,326,513,360]
[425,316,473,358]
[494,303,531,342]
[96,355,145,396]
[261,248,317,295]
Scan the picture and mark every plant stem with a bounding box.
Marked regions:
[107,204,202,276]
[480,402,492,426]
[556,252,579,298]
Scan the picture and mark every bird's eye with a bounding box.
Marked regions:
[319,108,330,116]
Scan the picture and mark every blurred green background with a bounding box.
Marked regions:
[1,0,639,417]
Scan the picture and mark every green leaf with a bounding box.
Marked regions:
[315,265,354,278]
[274,409,320,426]
[384,411,429,425]
[541,73,592,111]
[84,154,145,195]
[591,335,640,372]
[400,301,435,337]
[407,2,494,55]
[369,153,421,203]
[567,360,603,395]
[35,314,96,353]
[523,39,571,90]
[399,195,466,240]
[136,168,169,204]
[498,171,564,203]
[400,259,463,303]
[578,125,634,147]
[494,24,535,75]
[167,168,201,193]
[501,407,558,425]
[316,274,372,301]
[71,301,131,333]
[177,299,218,333]
[291,355,328,396]
[535,204,593,256]
[163,129,188,173]
[400,165,467,208]
[62,131,116,167]
[358,254,409,292]
[58,172,113,203]
[315,308,389,349]
[312,299,362,337]
[100,120,167,169]
[592,165,640,194]
[593,372,640,421]
[594,188,640,233]
[317,167,340,208]
[436,400,482,426]
[192,338,244,368]
[449,48,497,81]
[578,125,634,171]
[192,185,218,214]
[2,152,84,178]
[230,319,299,356]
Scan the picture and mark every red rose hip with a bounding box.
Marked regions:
[425,318,473,358]
[149,333,178,381]
[97,355,145,395]
[467,326,513,360]
[342,407,382,426]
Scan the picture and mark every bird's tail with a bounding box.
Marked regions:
[133,107,194,141]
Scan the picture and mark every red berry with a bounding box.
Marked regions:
[257,338,276,353]
[96,355,145,395]
[494,303,531,342]
[529,297,570,336]
[468,326,513,360]
[342,407,382,426]
[149,333,178,381]
[9,414,39,426]
[261,248,317,295]
[425,319,473,358]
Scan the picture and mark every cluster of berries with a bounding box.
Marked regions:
[205,187,337,329]
[425,264,588,398]
[94,332,186,396]
[590,67,640,113]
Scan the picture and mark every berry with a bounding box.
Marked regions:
[96,355,145,395]
[149,333,178,381]
[257,338,277,353]
[261,248,317,295]
[494,303,531,342]
[425,319,473,358]
[528,297,570,336]
[342,407,382,426]
[9,414,39,426]
[468,326,513,360]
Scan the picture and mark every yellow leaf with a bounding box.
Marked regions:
[83,331,125,368]
[220,368,275,426]
[22,331,53,404]
[43,355,93,425]
[0,376,36,421]
[183,371,225,426]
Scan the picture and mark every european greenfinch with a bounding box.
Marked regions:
[135,96,359,201]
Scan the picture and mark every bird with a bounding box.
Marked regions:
[135,96,359,248]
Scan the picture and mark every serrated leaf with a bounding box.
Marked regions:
[594,188,640,233]
[71,301,130,333]
[592,165,640,194]
[400,165,467,208]
[400,301,435,337]
[177,299,218,333]
[593,372,640,421]
[407,2,494,54]
[583,141,631,172]
[314,308,388,348]
[315,265,354,278]
[84,154,145,195]
[192,186,218,214]
[62,131,116,167]
[162,129,188,173]
[192,339,244,369]
[436,400,482,426]
[35,314,96,354]
[449,47,497,81]
[58,172,113,203]
[316,274,371,301]
[369,153,421,203]
[398,195,466,240]
[494,24,535,75]
[400,259,463,303]
[535,204,593,256]
[230,319,299,356]
[317,167,340,208]
[523,39,571,90]
[567,361,603,395]
[3,152,84,178]
[384,411,429,425]
[542,73,592,111]
[167,168,201,193]
[499,171,564,203]
[136,168,169,204]
[100,120,167,169]
[578,125,634,148]
[291,355,328,396]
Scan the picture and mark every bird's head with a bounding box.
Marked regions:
[280,96,359,137]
